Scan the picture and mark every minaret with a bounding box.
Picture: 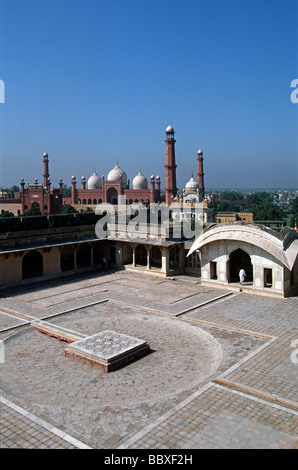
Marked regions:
[43,153,50,189]
[197,149,205,199]
[164,125,177,205]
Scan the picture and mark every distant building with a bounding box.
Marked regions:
[216,212,253,224]
[1,125,209,215]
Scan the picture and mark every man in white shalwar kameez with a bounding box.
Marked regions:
[239,269,246,286]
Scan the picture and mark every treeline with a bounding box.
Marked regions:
[212,191,298,226]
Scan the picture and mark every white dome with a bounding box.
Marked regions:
[185,176,199,191]
[88,170,102,189]
[132,170,148,190]
[107,161,127,188]
[166,125,174,133]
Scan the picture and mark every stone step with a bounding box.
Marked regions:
[31,320,87,343]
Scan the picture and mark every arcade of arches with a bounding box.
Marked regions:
[2,240,186,285]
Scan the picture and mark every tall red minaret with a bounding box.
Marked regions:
[197,149,205,199]
[164,125,177,205]
[43,152,50,189]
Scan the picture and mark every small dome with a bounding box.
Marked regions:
[166,125,174,133]
[132,170,148,190]
[185,174,200,191]
[197,149,203,156]
[88,170,102,189]
[107,161,127,188]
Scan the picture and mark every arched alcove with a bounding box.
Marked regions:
[228,248,253,283]
[60,246,75,272]
[22,251,43,279]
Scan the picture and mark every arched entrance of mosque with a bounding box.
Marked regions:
[107,187,118,205]
[22,250,43,279]
[31,202,40,211]
[228,248,253,283]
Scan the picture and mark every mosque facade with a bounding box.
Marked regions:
[9,124,206,215]
[67,162,161,208]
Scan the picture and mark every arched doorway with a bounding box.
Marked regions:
[76,244,91,268]
[22,251,43,279]
[149,246,161,268]
[228,248,253,283]
[169,246,180,271]
[31,202,40,211]
[60,246,75,271]
[93,242,105,265]
[107,187,118,205]
[136,245,147,266]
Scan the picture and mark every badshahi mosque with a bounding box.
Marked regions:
[12,124,206,214]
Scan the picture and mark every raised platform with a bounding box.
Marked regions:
[65,330,150,372]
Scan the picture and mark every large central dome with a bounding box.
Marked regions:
[107,161,127,189]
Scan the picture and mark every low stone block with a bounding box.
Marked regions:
[65,330,150,372]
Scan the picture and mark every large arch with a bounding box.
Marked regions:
[31,202,40,211]
[228,248,253,283]
[22,250,43,279]
[107,187,118,205]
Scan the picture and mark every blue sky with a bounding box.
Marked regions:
[0,0,297,190]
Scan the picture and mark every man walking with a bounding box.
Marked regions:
[239,268,246,286]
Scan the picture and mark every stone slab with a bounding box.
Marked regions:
[65,330,150,372]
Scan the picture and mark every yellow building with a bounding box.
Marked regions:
[216,212,254,224]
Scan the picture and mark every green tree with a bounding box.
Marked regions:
[10,185,20,193]
[245,192,273,206]
[61,205,78,214]
[292,197,298,214]
[289,197,298,228]
[23,208,42,216]
[250,202,283,221]
[0,210,14,217]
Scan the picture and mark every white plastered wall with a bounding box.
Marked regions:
[200,240,285,294]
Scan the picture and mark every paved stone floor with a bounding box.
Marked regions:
[0,270,297,449]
